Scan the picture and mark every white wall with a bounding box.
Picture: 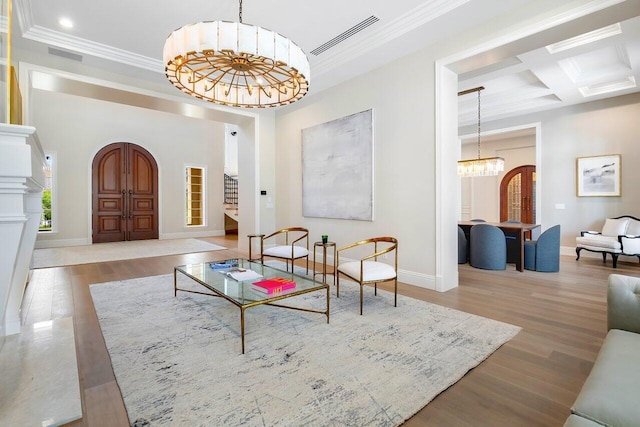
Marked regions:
[472,92,640,250]
[275,49,437,288]
[31,89,227,245]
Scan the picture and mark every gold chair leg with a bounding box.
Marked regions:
[394,279,398,307]
[360,284,364,315]
[336,273,340,297]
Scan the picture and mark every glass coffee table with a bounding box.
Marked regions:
[174,258,330,354]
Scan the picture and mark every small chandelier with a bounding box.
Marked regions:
[457,86,504,177]
[163,0,310,108]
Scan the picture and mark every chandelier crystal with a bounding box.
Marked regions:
[457,86,504,177]
[163,0,310,108]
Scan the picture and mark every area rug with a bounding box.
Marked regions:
[32,238,226,268]
[90,274,521,426]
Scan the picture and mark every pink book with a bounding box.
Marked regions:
[252,278,296,294]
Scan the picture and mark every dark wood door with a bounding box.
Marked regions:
[92,143,158,243]
[500,165,536,223]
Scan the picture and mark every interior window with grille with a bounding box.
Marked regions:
[186,166,205,226]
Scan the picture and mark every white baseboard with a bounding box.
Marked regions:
[35,238,90,249]
[159,230,225,239]
[399,269,437,290]
[561,245,580,257]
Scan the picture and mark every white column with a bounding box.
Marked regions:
[0,124,44,337]
[434,63,459,292]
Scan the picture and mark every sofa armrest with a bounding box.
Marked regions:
[607,274,640,333]
[619,235,640,256]
[580,230,601,237]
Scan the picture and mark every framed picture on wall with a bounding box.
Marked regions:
[576,154,621,197]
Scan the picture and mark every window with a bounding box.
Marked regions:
[186,166,205,226]
[39,153,54,232]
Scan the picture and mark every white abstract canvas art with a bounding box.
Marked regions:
[302,109,374,220]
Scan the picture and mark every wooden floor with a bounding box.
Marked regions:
[21,235,640,427]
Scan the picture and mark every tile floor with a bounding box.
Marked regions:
[0,268,82,427]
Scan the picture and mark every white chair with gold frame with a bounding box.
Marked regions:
[248,227,309,274]
[335,237,398,315]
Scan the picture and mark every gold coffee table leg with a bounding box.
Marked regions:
[240,307,246,354]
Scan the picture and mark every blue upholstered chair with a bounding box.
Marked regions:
[524,225,560,272]
[458,226,467,264]
[470,224,507,270]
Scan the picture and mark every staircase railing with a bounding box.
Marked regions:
[224,174,238,206]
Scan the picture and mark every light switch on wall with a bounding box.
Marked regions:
[555,203,565,210]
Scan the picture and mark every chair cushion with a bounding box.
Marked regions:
[576,235,621,251]
[601,217,629,237]
[338,261,396,282]
[263,245,309,259]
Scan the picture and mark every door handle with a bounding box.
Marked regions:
[122,190,126,219]
[128,190,133,219]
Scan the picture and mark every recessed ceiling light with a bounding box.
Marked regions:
[578,76,636,97]
[546,23,622,54]
[58,17,74,29]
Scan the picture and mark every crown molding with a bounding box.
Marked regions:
[13,0,163,73]
[14,0,35,34]
[21,25,163,72]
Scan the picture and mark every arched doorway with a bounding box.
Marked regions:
[500,165,536,223]
[92,142,159,243]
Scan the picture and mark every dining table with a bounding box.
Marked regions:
[458,221,542,272]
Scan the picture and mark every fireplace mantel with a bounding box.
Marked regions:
[0,123,45,338]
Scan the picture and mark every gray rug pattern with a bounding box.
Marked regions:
[90,274,520,426]
[32,238,225,268]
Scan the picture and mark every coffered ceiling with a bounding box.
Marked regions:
[458,15,640,126]
[8,0,640,123]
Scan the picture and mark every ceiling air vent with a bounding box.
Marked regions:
[48,47,83,62]
[310,15,380,56]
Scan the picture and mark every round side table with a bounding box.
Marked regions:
[313,241,336,285]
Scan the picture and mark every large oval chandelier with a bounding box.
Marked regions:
[163,0,310,108]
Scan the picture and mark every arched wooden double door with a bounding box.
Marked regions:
[92,143,158,243]
[500,165,536,223]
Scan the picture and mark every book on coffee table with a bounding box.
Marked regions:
[252,277,296,295]
[209,261,239,270]
[219,268,263,282]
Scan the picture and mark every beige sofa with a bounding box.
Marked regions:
[564,274,640,426]
[576,215,640,268]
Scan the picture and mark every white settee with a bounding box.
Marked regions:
[576,215,640,268]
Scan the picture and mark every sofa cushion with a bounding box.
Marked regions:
[601,217,629,237]
[571,329,640,427]
[263,245,309,259]
[563,414,603,427]
[576,235,621,251]
[608,274,640,333]
[626,218,640,236]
